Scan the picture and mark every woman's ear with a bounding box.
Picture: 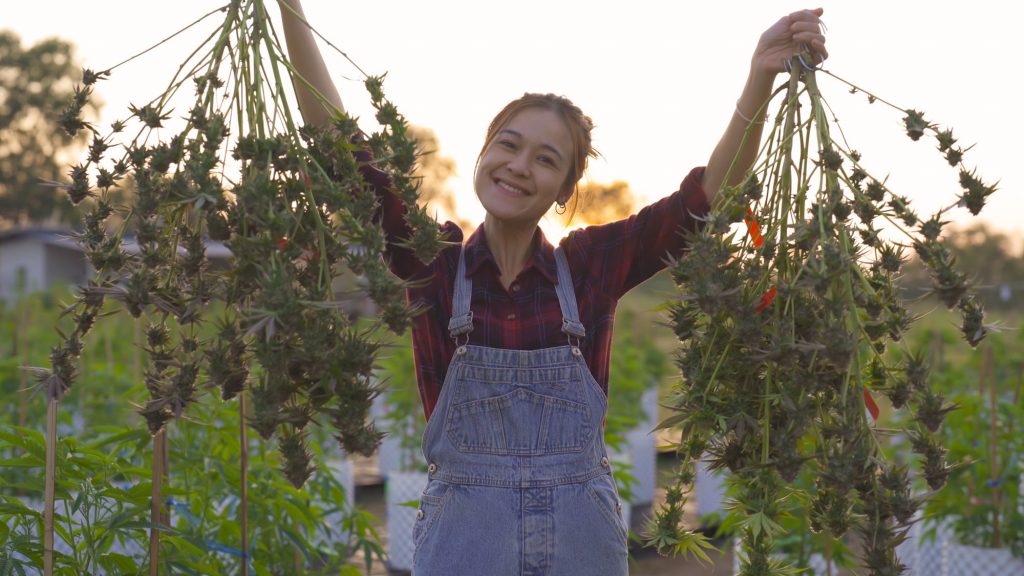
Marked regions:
[558,185,576,206]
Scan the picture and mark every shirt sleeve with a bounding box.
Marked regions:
[565,166,710,299]
[354,144,462,281]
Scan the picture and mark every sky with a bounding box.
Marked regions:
[8,1,1024,246]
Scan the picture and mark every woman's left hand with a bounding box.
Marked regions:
[752,7,828,76]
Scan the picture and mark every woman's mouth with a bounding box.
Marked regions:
[496,179,529,196]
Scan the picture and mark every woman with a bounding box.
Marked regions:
[280,3,827,574]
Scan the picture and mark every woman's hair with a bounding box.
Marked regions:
[477,93,598,221]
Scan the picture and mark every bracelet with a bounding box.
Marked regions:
[735,101,765,125]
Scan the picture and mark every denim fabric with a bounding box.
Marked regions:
[412,247,628,575]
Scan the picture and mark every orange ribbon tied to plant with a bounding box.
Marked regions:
[744,207,763,248]
[863,389,880,421]
[755,286,777,313]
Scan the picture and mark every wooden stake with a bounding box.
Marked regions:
[43,394,58,576]
[240,391,249,576]
[150,428,166,576]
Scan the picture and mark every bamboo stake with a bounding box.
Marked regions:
[44,394,58,576]
[150,428,166,576]
[240,391,249,576]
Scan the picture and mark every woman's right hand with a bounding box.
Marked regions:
[277,0,346,126]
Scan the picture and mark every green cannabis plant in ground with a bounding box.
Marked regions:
[648,55,998,575]
[37,0,443,487]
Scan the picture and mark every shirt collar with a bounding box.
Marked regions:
[463,224,559,285]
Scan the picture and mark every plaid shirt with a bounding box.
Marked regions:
[362,158,709,421]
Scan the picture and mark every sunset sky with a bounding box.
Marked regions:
[9,1,1023,245]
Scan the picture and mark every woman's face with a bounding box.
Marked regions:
[474,107,574,226]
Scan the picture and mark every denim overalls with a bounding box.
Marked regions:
[412,246,629,575]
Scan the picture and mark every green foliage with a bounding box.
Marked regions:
[0,402,385,575]
[654,58,996,575]
[1,290,385,574]
[33,0,444,490]
[922,331,1024,558]
[0,425,153,575]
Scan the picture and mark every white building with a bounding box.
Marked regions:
[0,227,231,303]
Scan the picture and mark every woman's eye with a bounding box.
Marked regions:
[497,140,516,149]
[538,155,555,166]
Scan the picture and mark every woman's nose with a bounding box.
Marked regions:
[506,152,530,176]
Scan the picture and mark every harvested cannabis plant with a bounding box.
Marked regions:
[649,55,997,575]
[38,0,443,487]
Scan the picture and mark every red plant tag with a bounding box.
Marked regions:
[755,286,778,312]
[863,389,880,421]
[744,207,764,248]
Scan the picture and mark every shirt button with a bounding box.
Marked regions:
[616,501,623,513]
[511,283,521,293]
[600,456,610,468]
[506,313,516,320]
[416,509,425,520]
[428,463,438,474]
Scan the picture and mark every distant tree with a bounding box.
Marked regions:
[409,125,470,230]
[555,180,636,227]
[0,31,96,227]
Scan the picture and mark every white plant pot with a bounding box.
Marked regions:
[377,430,402,480]
[623,386,658,507]
[695,454,728,521]
[904,517,952,575]
[941,540,1024,576]
[312,457,355,548]
[386,470,429,573]
[373,392,425,480]
[732,539,835,576]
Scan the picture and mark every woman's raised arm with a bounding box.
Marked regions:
[701,8,827,204]
[278,0,345,126]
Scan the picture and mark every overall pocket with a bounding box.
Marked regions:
[585,473,629,543]
[413,480,452,549]
[446,387,592,455]
[445,363,593,456]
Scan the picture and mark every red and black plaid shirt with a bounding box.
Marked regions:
[362,159,709,421]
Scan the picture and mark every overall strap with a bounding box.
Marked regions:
[553,246,586,339]
[448,244,585,341]
[448,247,474,338]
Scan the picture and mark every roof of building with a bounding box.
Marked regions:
[0,226,232,259]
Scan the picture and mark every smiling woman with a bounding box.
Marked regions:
[279,1,826,573]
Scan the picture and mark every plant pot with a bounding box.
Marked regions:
[695,454,728,523]
[941,540,1024,576]
[385,469,428,573]
[377,430,402,480]
[312,457,355,548]
[622,386,658,507]
[896,512,952,575]
[731,539,836,576]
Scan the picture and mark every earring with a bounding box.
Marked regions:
[555,201,567,214]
